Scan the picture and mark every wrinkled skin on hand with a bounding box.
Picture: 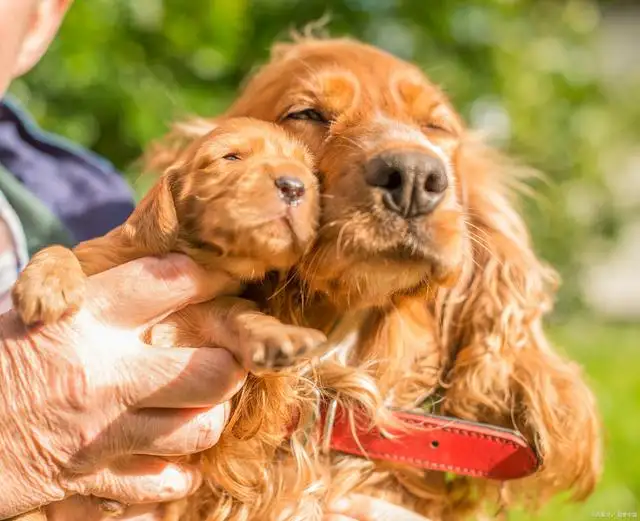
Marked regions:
[0,254,246,519]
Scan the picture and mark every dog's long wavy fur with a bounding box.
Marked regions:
[147,35,602,521]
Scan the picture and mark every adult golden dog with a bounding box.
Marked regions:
[161,36,601,521]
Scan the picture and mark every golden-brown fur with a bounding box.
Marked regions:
[10,117,326,520]
[13,117,321,323]
[146,37,601,521]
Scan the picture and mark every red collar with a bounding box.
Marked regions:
[293,400,540,481]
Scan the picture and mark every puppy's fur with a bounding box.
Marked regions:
[10,117,324,520]
[146,38,602,521]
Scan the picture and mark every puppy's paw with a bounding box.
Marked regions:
[12,247,86,326]
[12,267,86,326]
[243,322,327,372]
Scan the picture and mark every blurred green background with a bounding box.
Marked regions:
[9,0,640,519]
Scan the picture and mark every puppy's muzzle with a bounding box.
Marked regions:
[275,175,306,206]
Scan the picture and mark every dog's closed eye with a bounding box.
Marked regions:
[285,108,329,124]
[422,121,451,134]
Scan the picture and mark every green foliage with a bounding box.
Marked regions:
[10,0,639,314]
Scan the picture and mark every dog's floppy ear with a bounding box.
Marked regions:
[440,138,602,505]
[124,119,222,254]
[121,171,179,255]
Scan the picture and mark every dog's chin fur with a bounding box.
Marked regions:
[294,252,457,311]
[148,37,602,521]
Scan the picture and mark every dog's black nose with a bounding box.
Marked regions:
[275,175,306,206]
[364,150,448,217]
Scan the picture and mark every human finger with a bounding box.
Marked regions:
[118,403,229,456]
[86,254,239,329]
[117,346,246,409]
[66,456,202,504]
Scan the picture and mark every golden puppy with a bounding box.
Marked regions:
[10,117,325,520]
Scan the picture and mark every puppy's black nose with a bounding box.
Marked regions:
[275,175,306,206]
[364,150,448,218]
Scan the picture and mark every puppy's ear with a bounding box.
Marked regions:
[122,172,179,255]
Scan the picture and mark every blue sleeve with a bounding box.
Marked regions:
[0,97,135,244]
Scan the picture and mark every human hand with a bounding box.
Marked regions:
[0,254,246,518]
[326,494,433,521]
